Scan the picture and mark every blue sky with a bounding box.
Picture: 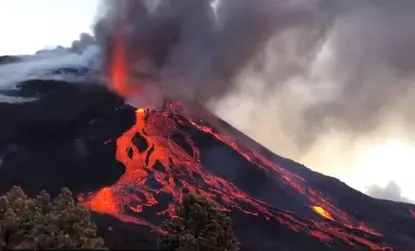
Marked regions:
[0,0,98,55]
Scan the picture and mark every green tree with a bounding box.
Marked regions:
[0,186,106,250]
[158,193,238,251]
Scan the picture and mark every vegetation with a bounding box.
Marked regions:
[158,193,238,251]
[0,186,106,250]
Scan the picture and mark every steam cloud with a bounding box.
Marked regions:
[0,33,99,90]
[92,0,415,198]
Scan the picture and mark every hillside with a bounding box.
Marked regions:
[0,78,414,250]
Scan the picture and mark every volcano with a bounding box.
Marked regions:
[0,65,415,251]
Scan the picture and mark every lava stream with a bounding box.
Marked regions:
[79,106,389,250]
[187,118,382,237]
[312,206,334,221]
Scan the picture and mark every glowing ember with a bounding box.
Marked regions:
[312,206,334,221]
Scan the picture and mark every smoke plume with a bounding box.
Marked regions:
[94,0,415,197]
[94,0,338,105]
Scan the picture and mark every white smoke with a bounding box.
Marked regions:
[0,34,101,103]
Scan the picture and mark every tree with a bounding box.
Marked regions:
[158,193,238,251]
[0,186,107,250]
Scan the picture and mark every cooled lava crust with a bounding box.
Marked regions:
[0,79,414,251]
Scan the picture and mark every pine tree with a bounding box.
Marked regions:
[0,186,106,250]
[158,193,238,251]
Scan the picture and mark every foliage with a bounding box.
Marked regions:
[158,193,238,251]
[0,186,106,250]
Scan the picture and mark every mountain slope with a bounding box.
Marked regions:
[0,79,414,250]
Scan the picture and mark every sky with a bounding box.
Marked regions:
[0,0,414,204]
[0,0,98,56]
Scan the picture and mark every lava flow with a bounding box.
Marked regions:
[312,206,334,221]
[78,105,390,250]
[78,40,391,250]
[80,107,276,223]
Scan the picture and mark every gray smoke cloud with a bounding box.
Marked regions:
[94,0,415,141]
[304,0,415,137]
[367,182,414,203]
[93,0,415,199]
[210,0,415,181]
[93,0,340,106]
[217,0,415,147]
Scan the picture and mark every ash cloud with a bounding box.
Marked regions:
[303,0,415,137]
[94,0,415,144]
[217,0,415,143]
[93,0,338,106]
[212,0,415,182]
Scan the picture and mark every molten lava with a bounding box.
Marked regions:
[109,38,141,97]
[79,105,390,250]
[78,39,393,250]
[312,206,334,221]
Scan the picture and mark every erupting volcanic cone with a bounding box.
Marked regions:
[76,100,407,250]
[0,81,414,250]
[74,40,415,250]
[1,43,414,250]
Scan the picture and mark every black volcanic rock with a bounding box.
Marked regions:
[0,80,135,196]
[0,80,126,144]
[0,78,414,251]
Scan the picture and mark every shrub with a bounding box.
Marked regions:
[158,193,238,251]
[0,186,106,250]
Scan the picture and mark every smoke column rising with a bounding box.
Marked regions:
[93,0,415,200]
[94,0,335,105]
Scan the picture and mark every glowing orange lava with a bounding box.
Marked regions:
[79,39,392,249]
[109,38,140,97]
[78,106,390,250]
[81,187,117,215]
[312,206,334,221]
[187,118,384,236]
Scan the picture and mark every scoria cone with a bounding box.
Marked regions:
[0,78,414,250]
